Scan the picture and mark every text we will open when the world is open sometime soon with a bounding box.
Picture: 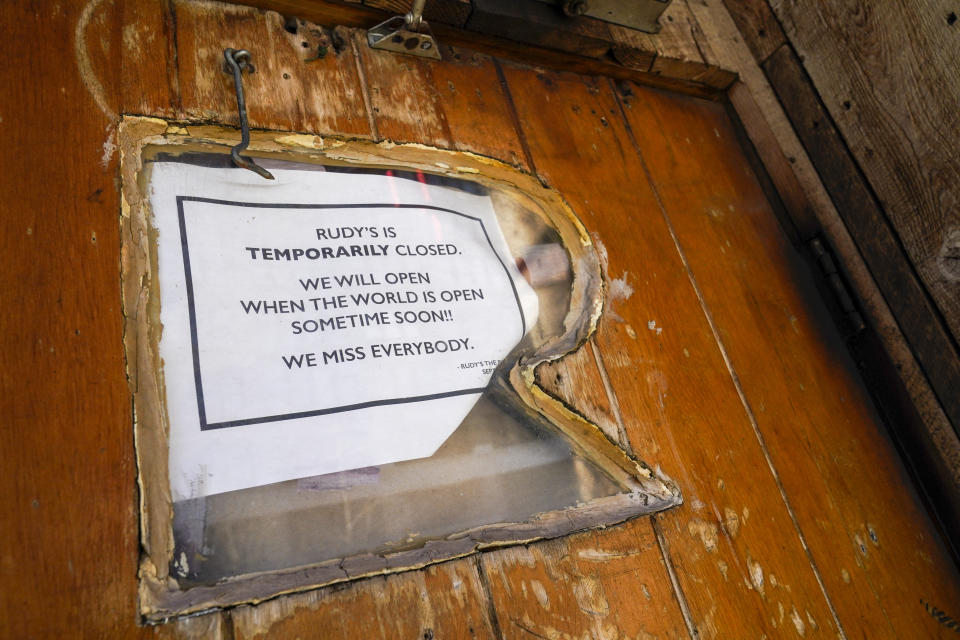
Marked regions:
[238,224,499,373]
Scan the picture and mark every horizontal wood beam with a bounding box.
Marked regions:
[228,0,732,98]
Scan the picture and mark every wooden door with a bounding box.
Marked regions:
[2,1,959,637]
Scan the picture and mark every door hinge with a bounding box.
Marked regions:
[809,236,865,336]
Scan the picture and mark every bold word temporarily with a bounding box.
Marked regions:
[244,244,460,261]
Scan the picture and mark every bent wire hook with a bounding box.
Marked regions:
[223,48,275,180]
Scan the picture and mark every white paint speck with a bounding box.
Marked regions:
[749,559,764,595]
[791,607,806,636]
[609,272,634,301]
[174,551,189,578]
[100,126,117,168]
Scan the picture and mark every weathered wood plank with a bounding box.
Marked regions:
[500,63,843,638]
[231,561,498,639]
[770,0,960,358]
[174,0,371,136]
[762,44,960,449]
[121,0,181,117]
[357,27,690,639]
[354,36,529,166]
[610,1,737,90]
[229,0,726,99]
[683,0,960,541]
[482,519,688,640]
[719,0,785,62]
[622,83,960,639]
[0,0,203,636]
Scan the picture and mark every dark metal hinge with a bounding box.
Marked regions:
[809,236,866,336]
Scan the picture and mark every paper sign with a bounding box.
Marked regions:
[149,162,538,500]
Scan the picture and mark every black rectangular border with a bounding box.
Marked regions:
[175,196,528,431]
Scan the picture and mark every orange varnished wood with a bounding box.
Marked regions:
[355,39,529,167]
[0,0,208,636]
[350,31,688,640]
[482,519,688,639]
[499,64,846,637]
[353,40,690,639]
[4,0,960,636]
[2,0,122,635]
[231,562,498,639]
[621,86,960,638]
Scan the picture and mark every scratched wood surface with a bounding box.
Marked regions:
[768,0,960,356]
[498,65,845,637]
[3,0,960,637]
[620,85,960,638]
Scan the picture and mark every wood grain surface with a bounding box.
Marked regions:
[763,44,960,444]
[610,1,737,90]
[0,0,159,636]
[621,83,960,639]
[499,65,847,637]
[3,0,960,637]
[719,0,785,62]
[714,0,960,553]
[769,0,960,364]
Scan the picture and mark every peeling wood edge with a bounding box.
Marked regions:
[119,116,681,622]
[142,489,680,621]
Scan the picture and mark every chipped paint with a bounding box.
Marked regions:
[747,556,764,595]
[275,133,326,149]
[576,548,641,562]
[530,580,551,610]
[717,559,729,580]
[100,125,117,168]
[791,606,806,636]
[687,519,719,553]
[608,272,634,301]
[572,576,609,617]
[722,506,740,539]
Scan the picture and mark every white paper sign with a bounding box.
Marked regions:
[149,162,538,500]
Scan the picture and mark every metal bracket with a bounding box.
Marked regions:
[367,0,441,60]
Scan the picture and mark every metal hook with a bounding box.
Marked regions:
[223,48,274,180]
